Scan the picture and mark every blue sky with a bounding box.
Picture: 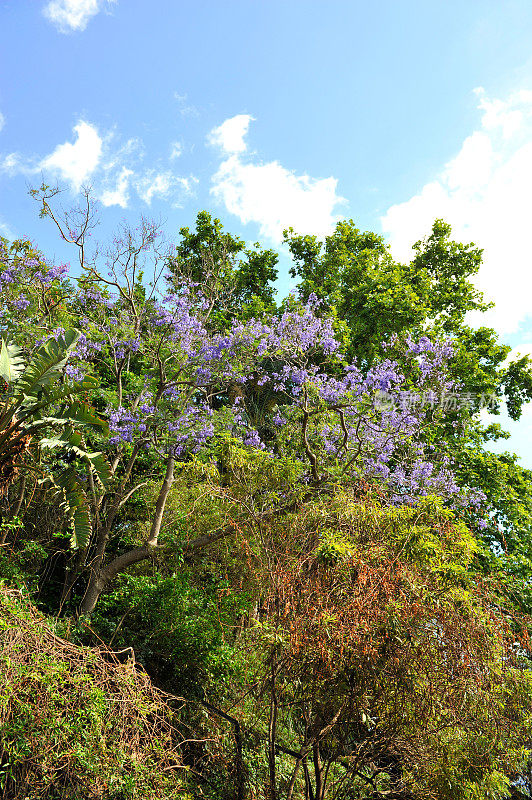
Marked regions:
[2,0,532,462]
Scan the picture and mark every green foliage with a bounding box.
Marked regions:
[0,330,108,548]
[287,216,532,608]
[14,328,80,396]
[227,492,532,800]
[93,570,246,698]
[286,219,486,364]
[0,339,24,384]
[315,528,354,566]
[168,210,279,328]
[3,206,532,798]
[0,520,47,592]
[0,586,187,799]
[41,428,110,548]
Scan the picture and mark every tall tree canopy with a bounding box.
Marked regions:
[286,218,532,610]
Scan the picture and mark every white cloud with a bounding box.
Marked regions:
[43,0,115,33]
[136,171,173,204]
[381,87,532,334]
[40,121,103,190]
[1,120,103,191]
[100,166,132,208]
[135,170,197,206]
[509,342,532,361]
[475,87,532,139]
[173,92,199,118]
[1,119,196,210]
[0,218,15,239]
[208,115,345,243]
[170,141,183,160]
[0,153,28,176]
[0,112,5,132]
[207,114,254,154]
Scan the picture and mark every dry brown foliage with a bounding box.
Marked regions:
[0,428,31,497]
[233,496,532,799]
[0,587,189,799]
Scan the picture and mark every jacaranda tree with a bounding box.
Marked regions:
[1,188,532,799]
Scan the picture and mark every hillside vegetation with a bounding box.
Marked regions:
[2,189,532,798]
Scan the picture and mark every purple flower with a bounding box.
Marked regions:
[13,296,30,311]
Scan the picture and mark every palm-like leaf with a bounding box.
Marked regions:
[41,468,92,549]
[0,338,25,384]
[37,397,108,433]
[41,428,111,489]
[15,329,80,398]
[0,330,109,547]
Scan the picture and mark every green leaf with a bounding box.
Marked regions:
[37,402,108,433]
[40,429,111,490]
[15,329,80,398]
[84,451,111,488]
[71,504,92,549]
[0,338,25,384]
[17,383,103,430]
[53,466,92,549]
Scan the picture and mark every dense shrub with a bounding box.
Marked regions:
[0,586,190,800]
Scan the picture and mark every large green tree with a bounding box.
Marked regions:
[167,210,279,329]
[286,218,532,608]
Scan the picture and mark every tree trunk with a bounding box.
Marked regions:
[268,660,279,800]
[77,460,288,617]
[313,745,324,800]
[79,456,175,615]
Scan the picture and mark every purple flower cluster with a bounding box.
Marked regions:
[72,333,102,361]
[114,337,141,360]
[109,407,143,445]
[149,294,207,358]
[168,404,215,457]
[13,296,30,311]
[0,268,15,285]
[0,256,69,290]
[80,286,116,309]
[12,246,482,523]
[0,242,72,330]
[64,364,85,381]
[34,262,69,284]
